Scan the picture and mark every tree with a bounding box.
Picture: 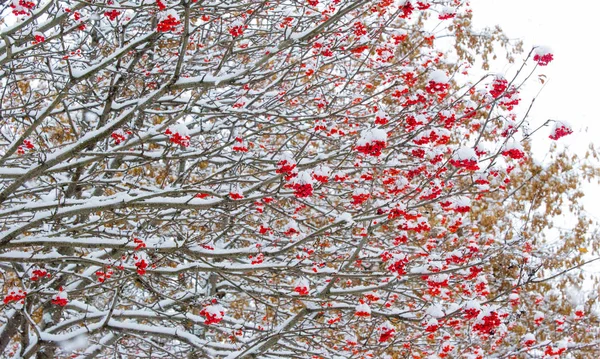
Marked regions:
[0,0,598,358]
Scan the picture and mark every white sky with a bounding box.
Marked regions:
[471,0,600,149]
[470,0,600,274]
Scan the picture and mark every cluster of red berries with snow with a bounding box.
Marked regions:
[133,253,149,275]
[199,302,225,325]
[544,340,569,356]
[345,333,358,346]
[133,237,146,250]
[501,140,525,160]
[157,10,181,32]
[425,70,450,94]
[351,188,371,206]
[165,124,190,147]
[32,32,45,44]
[355,128,387,156]
[450,148,479,171]
[293,278,310,296]
[249,252,264,265]
[398,0,434,18]
[549,121,573,140]
[95,268,114,283]
[276,153,297,178]
[229,189,244,200]
[10,0,35,16]
[3,288,27,306]
[533,46,554,66]
[472,308,502,336]
[385,253,409,276]
[30,268,51,281]
[374,110,389,125]
[355,300,371,317]
[111,129,132,145]
[288,171,314,198]
[229,20,246,37]
[489,75,508,98]
[17,139,35,155]
[104,9,120,21]
[448,196,471,214]
[51,289,68,306]
[283,220,300,236]
[438,6,456,20]
[522,332,536,347]
[377,321,396,342]
[232,137,249,152]
[312,165,330,183]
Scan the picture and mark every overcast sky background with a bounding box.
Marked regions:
[470,0,600,276]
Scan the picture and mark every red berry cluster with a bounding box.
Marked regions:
[250,252,264,265]
[157,15,181,32]
[165,129,190,147]
[441,111,457,129]
[355,140,386,156]
[353,22,367,36]
[416,2,431,10]
[388,257,409,276]
[229,25,245,37]
[199,303,225,325]
[259,225,271,235]
[134,255,148,275]
[294,285,309,296]
[292,183,313,198]
[276,160,296,176]
[312,173,328,183]
[229,192,244,200]
[425,80,450,94]
[351,193,370,206]
[11,0,35,16]
[133,238,146,251]
[489,77,508,98]
[4,288,27,304]
[549,125,573,140]
[413,130,449,145]
[375,114,388,125]
[501,148,525,160]
[499,88,520,110]
[51,292,68,307]
[472,311,501,336]
[111,130,131,145]
[463,308,480,320]
[30,269,51,281]
[104,10,121,21]
[95,268,114,283]
[32,34,45,44]
[449,158,479,171]
[534,53,553,66]
[232,138,249,152]
[378,328,395,342]
[284,226,299,236]
[438,12,456,20]
[17,139,35,155]
[544,346,566,356]
[355,302,371,317]
[400,2,414,18]
[425,320,439,332]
